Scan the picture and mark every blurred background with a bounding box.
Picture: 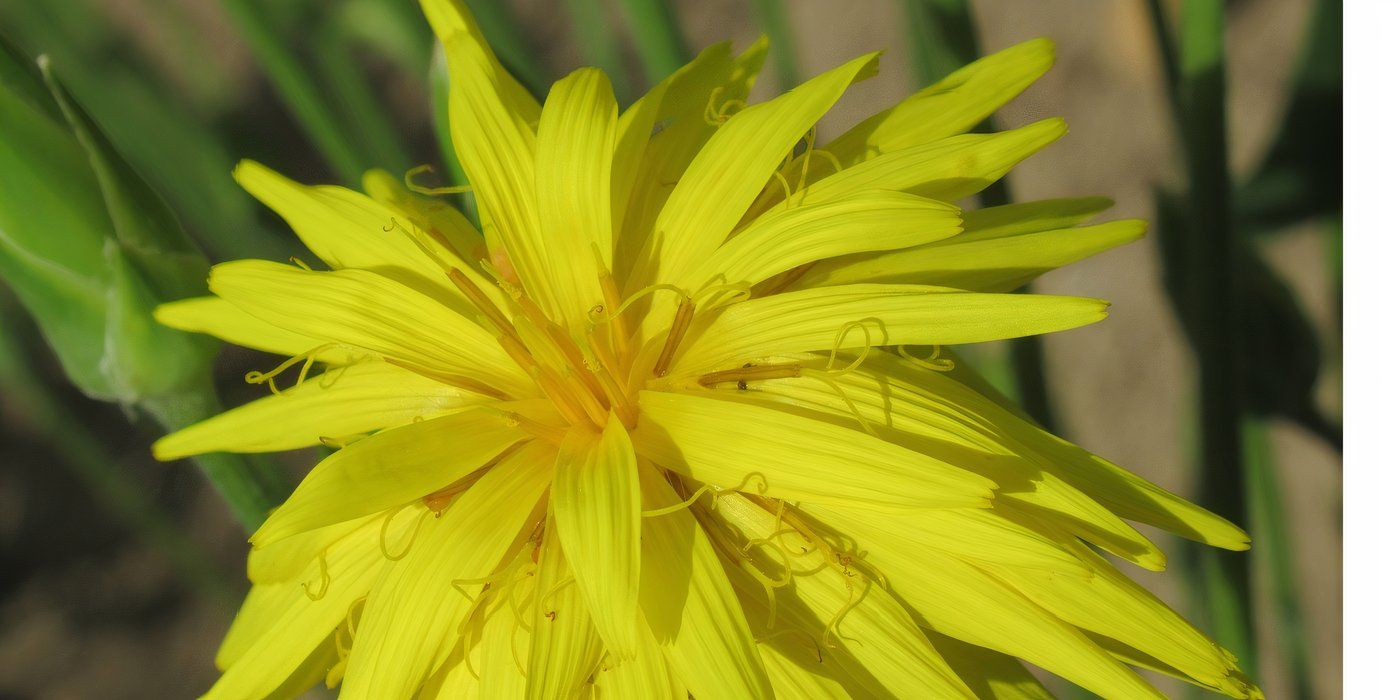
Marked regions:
[0,0,1339,698]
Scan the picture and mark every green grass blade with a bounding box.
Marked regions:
[617,0,688,84]
[467,0,550,97]
[218,0,372,182]
[565,0,636,101]
[1175,0,1255,673]
[902,0,980,87]
[1244,418,1312,697]
[312,19,412,175]
[751,0,801,89]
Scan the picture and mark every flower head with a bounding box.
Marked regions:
[157,1,1261,697]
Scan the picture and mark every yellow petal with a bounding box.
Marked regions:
[810,505,1161,699]
[592,616,681,699]
[423,0,559,316]
[245,513,376,585]
[958,196,1115,240]
[340,442,554,699]
[154,360,490,459]
[669,284,1107,377]
[361,167,511,324]
[882,350,1250,550]
[988,541,1255,697]
[479,565,532,698]
[552,413,641,656]
[743,39,1057,221]
[829,38,1056,167]
[207,513,406,699]
[927,632,1056,700]
[637,464,772,699]
[683,192,962,290]
[614,39,768,279]
[526,527,606,700]
[611,72,672,248]
[640,52,879,288]
[250,408,525,547]
[795,119,1066,208]
[757,639,853,700]
[735,351,1164,568]
[714,493,976,698]
[800,501,1085,575]
[416,651,482,700]
[535,67,618,329]
[635,390,993,509]
[797,219,1146,293]
[362,167,483,258]
[154,296,346,361]
[209,260,531,396]
[233,161,470,312]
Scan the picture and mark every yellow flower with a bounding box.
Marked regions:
[156,1,1261,698]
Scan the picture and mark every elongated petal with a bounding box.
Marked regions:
[361,168,510,318]
[245,514,375,585]
[732,352,1164,568]
[526,527,605,699]
[715,493,976,698]
[828,39,1055,167]
[799,501,1086,574]
[592,616,681,699]
[362,168,483,258]
[535,67,618,328]
[794,119,1066,209]
[809,506,1162,699]
[422,0,559,316]
[987,541,1255,697]
[612,72,671,246]
[958,197,1115,240]
[684,192,961,290]
[234,161,469,311]
[416,653,481,700]
[927,632,1056,700]
[154,296,339,360]
[207,513,409,698]
[340,443,554,699]
[477,571,532,697]
[798,220,1146,293]
[552,413,641,656]
[154,360,490,459]
[637,465,772,699]
[635,390,993,509]
[874,350,1250,549]
[756,634,854,699]
[209,260,531,396]
[641,52,880,289]
[669,283,1106,377]
[250,408,524,547]
[615,39,768,278]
